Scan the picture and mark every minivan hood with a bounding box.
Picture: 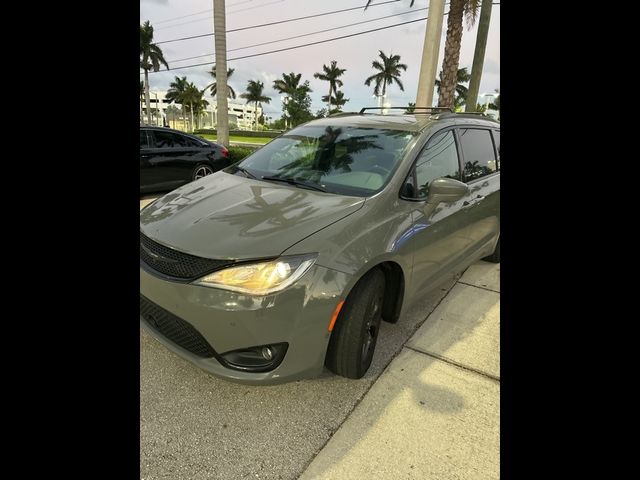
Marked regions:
[140,172,365,260]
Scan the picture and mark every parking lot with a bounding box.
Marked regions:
[139,195,499,480]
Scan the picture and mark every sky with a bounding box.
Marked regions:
[140,0,500,118]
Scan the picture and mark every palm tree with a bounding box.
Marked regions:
[182,82,204,132]
[435,67,471,108]
[322,90,349,114]
[273,72,311,128]
[140,20,168,124]
[165,76,189,131]
[239,80,271,130]
[438,0,481,109]
[364,50,408,106]
[313,61,346,114]
[214,0,230,147]
[206,64,236,99]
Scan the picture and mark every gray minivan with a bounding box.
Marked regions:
[140,109,500,384]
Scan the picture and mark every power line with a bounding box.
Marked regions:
[166,6,428,64]
[146,14,440,74]
[148,0,256,25]
[155,0,286,31]
[155,0,401,45]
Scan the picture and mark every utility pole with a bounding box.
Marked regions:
[415,0,445,107]
[466,0,493,112]
[214,0,229,147]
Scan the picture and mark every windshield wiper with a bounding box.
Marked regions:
[261,175,327,192]
[235,166,257,179]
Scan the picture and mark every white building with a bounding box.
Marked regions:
[141,91,263,130]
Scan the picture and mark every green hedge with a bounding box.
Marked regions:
[194,129,283,138]
[228,146,258,163]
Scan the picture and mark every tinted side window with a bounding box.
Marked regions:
[185,136,204,148]
[153,131,188,148]
[413,130,460,199]
[140,130,149,148]
[458,128,497,182]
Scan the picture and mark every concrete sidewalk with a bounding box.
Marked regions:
[300,262,500,480]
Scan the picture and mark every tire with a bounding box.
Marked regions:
[192,164,214,181]
[483,236,500,263]
[325,269,386,379]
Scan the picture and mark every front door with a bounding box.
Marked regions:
[400,128,474,299]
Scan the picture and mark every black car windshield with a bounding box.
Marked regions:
[229,125,417,196]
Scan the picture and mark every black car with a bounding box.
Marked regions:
[140,126,230,193]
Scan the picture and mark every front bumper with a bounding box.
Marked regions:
[140,264,351,385]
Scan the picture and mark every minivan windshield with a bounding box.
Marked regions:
[228,125,417,196]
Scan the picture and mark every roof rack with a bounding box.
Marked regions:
[359,106,454,114]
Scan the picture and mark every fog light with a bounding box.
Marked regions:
[220,343,288,372]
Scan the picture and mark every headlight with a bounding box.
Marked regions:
[194,254,317,295]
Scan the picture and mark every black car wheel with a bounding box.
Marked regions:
[192,164,214,181]
[325,268,386,379]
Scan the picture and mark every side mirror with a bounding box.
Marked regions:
[426,177,469,205]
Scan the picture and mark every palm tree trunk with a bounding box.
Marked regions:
[438,0,465,109]
[382,79,387,109]
[466,0,492,112]
[144,70,152,124]
[190,102,194,132]
[416,0,445,107]
[327,83,332,114]
[255,101,258,130]
[214,0,230,147]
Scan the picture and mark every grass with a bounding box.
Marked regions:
[198,133,272,145]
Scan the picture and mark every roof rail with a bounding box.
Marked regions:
[328,111,360,117]
[359,106,454,114]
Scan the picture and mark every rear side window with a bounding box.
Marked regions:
[153,130,189,148]
[412,130,460,199]
[140,130,149,148]
[458,128,497,182]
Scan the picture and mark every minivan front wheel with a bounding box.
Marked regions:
[325,269,386,379]
[192,164,214,181]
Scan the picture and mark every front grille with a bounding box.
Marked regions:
[140,294,216,358]
[140,231,232,280]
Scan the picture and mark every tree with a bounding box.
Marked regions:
[315,108,328,119]
[273,72,311,128]
[206,64,236,99]
[165,76,189,131]
[437,0,481,109]
[140,20,168,124]
[466,0,493,111]
[406,102,416,113]
[140,81,145,121]
[283,81,314,127]
[435,67,471,108]
[314,61,346,114]
[214,0,230,147]
[364,50,407,106]
[488,89,500,111]
[165,105,181,126]
[239,80,271,130]
[322,90,349,114]
[181,82,208,132]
